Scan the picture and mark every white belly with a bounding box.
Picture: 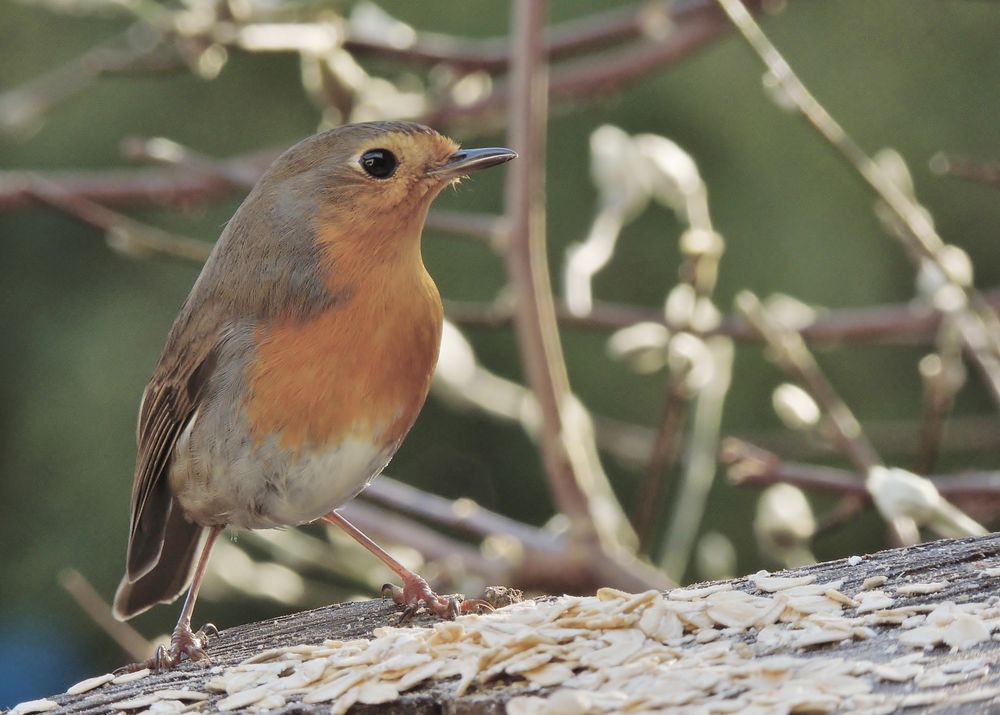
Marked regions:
[170,407,397,530]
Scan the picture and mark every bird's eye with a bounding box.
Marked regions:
[359,149,398,179]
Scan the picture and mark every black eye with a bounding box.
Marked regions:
[359,149,397,179]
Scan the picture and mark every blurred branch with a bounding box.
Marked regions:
[930,153,1000,188]
[59,569,151,663]
[344,0,670,72]
[0,25,179,136]
[717,0,1000,410]
[353,483,666,595]
[338,501,506,584]
[634,373,689,551]
[660,338,733,580]
[4,0,753,140]
[447,289,1000,344]
[736,292,881,472]
[502,0,591,532]
[0,162,266,212]
[26,175,214,262]
[363,476,558,549]
[598,413,1000,468]
[723,437,1000,500]
[734,291,924,545]
[425,0,754,128]
[916,323,966,474]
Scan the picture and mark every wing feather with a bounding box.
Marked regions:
[124,328,221,582]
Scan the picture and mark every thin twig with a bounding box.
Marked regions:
[723,437,1000,500]
[736,292,880,472]
[344,0,668,72]
[363,476,560,550]
[716,0,1000,409]
[59,569,151,662]
[659,338,733,580]
[930,153,1000,188]
[0,25,178,135]
[27,175,214,262]
[425,1,746,129]
[446,288,1000,344]
[503,0,590,528]
[917,322,965,474]
[338,501,506,585]
[634,375,690,553]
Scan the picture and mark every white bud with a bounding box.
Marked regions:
[762,293,817,332]
[667,332,714,392]
[664,283,696,327]
[606,322,670,374]
[772,383,820,431]
[867,466,940,523]
[936,244,973,287]
[349,1,417,48]
[754,484,816,567]
[695,531,737,582]
[690,296,721,333]
[874,147,915,200]
[866,466,987,538]
[761,69,798,112]
[634,134,707,224]
[679,228,725,259]
[589,125,652,218]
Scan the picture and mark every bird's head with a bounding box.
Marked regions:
[258,122,515,269]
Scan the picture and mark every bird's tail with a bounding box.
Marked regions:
[113,501,205,620]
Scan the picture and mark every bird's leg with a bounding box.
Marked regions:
[321,511,492,620]
[129,527,222,673]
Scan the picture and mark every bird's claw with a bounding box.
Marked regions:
[196,622,219,642]
[117,622,212,673]
[383,575,494,621]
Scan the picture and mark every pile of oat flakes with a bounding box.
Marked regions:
[15,566,1000,714]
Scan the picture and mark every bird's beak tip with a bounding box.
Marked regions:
[430,147,518,179]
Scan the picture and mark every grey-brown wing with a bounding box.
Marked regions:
[124,336,219,582]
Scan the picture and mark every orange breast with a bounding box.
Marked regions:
[244,262,443,455]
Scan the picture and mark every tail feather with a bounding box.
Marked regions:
[114,500,205,620]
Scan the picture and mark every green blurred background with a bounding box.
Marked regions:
[3,0,1000,703]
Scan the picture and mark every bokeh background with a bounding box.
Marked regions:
[3,0,1000,704]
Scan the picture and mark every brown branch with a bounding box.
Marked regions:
[0,164,261,212]
[930,153,1000,188]
[353,482,665,595]
[634,375,689,552]
[447,289,1000,344]
[424,0,752,127]
[26,175,214,262]
[338,501,507,585]
[0,26,179,135]
[362,477,559,550]
[722,436,1000,500]
[503,0,588,525]
[736,292,881,473]
[344,0,669,72]
[717,0,1000,410]
[58,569,151,663]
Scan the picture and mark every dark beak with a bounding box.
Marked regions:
[429,147,518,179]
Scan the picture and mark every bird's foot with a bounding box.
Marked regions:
[117,622,216,673]
[382,573,493,621]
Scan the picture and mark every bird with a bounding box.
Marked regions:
[111,121,516,671]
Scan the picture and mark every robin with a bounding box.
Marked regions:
[111,121,516,670]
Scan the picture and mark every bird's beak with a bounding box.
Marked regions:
[429,147,518,179]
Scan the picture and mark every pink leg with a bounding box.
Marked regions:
[130,526,223,672]
[321,511,491,619]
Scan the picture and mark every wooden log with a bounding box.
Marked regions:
[19,533,1000,714]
